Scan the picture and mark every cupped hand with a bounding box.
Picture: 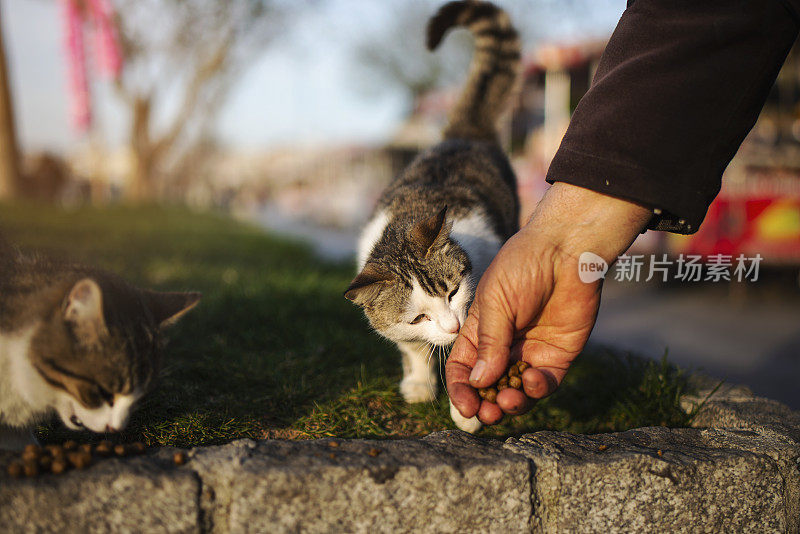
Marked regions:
[446,182,652,424]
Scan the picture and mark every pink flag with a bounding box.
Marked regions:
[62,0,91,132]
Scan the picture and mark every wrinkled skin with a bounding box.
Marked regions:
[446,183,652,424]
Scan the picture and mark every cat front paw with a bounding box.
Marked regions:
[400,378,437,403]
[450,401,482,434]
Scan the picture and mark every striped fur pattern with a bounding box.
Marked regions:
[345,1,522,433]
[0,243,199,449]
[427,0,522,141]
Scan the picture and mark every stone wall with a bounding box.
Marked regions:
[2,383,798,533]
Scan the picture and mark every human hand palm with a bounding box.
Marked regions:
[447,227,601,424]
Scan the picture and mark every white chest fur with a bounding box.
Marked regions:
[0,325,51,428]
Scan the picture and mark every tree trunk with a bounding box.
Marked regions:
[0,6,19,200]
[129,96,156,202]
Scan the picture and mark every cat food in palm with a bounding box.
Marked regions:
[477,361,531,403]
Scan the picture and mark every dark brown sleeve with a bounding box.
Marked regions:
[545,0,799,234]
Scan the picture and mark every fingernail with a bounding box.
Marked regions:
[469,360,486,384]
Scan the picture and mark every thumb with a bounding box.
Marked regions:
[469,293,514,388]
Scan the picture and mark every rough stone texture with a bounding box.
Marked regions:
[506,428,792,533]
[1,380,799,533]
[190,432,532,533]
[0,450,200,533]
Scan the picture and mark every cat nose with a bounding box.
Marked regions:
[444,319,461,334]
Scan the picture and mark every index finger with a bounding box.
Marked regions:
[446,308,481,418]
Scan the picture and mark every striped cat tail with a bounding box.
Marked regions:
[427,1,521,142]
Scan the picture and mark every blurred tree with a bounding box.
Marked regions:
[111,0,288,201]
[352,0,472,115]
[0,3,20,199]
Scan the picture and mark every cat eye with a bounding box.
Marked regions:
[448,287,459,301]
[410,314,429,324]
[97,387,114,407]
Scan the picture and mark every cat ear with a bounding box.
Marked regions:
[143,291,201,329]
[63,278,108,346]
[344,263,393,306]
[410,206,449,257]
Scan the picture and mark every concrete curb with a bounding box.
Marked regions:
[1,384,798,533]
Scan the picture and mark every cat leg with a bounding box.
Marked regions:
[398,341,438,403]
[0,423,37,451]
[450,400,482,434]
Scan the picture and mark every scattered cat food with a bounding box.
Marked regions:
[478,360,530,403]
[7,462,23,479]
[173,451,187,466]
[367,448,382,457]
[4,440,149,478]
[51,459,68,475]
[22,446,41,462]
[657,450,663,457]
[23,460,39,478]
[327,441,339,448]
[598,444,608,452]
[95,441,113,457]
[38,455,53,470]
[67,451,92,470]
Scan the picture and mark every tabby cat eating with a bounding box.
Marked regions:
[0,239,200,449]
[346,0,521,432]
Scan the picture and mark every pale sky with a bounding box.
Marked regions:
[2,0,626,153]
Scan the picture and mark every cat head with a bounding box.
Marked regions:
[345,207,472,347]
[26,275,200,433]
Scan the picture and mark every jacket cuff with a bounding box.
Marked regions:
[545,146,715,234]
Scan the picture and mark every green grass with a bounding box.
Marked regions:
[0,203,703,446]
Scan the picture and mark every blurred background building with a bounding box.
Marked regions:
[1,0,799,406]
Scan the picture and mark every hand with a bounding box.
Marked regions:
[446,182,652,424]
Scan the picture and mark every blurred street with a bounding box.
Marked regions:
[593,280,800,409]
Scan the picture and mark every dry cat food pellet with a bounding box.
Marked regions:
[23,460,39,478]
[114,444,128,457]
[38,455,53,470]
[7,461,23,479]
[327,441,339,448]
[131,442,147,454]
[95,441,113,456]
[51,460,68,475]
[597,444,608,452]
[657,450,663,457]
[367,448,382,457]
[62,440,78,451]
[478,361,530,402]
[173,451,187,466]
[79,444,93,455]
[67,451,92,470]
